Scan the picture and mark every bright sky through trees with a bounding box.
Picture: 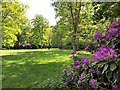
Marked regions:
[19,0,56,26]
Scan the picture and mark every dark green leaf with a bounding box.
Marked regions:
[92,40,97,44]
[110,63,117,71]
[102,64,108,74]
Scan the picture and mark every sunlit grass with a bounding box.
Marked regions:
[2,49,92,88]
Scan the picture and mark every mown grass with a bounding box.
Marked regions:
[1,48,92,89]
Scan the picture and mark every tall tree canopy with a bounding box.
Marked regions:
[2,1,120,49]
[31,14,50,48]
[52,18,72,49]
[52,2,82,51]
[52,2,99,51]
[2,0,29,48]
[93,2,120,23]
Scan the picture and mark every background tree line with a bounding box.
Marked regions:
[1,0,120,51]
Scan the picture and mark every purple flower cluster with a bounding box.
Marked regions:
[84,41,92,50]
[112,85,119,90]
[63,68,67,72]
[89,79,97,88]
[85,46,89,50]
[63,20,120,90]
[109,20,120,28]
[79,56,83,60]
[88,67,94,73]
[94,31,102,40]
[63,55,97,88]
[106,20,120,39]
[106,28,119,38]
[74,61,80,66]
[80,73,85,79]
[70,51,76,55]
[92,47,117,61]
[74,61,81,70]
[82,57,89,64]
[79,56,90,64]
[75,65,80,70]
[69,71,74,77]
[115,30,120,38]
[77,80,81,85]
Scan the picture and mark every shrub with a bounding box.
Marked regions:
[62,20,120,90]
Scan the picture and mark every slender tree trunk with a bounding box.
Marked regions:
[68,2,81,52]
[41,45,42,49]
[60,41,63,49]
[73,27,77,52]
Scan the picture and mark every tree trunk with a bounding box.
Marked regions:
[73,27,77,52]
[68,2,81,52]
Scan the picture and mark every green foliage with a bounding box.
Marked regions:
[44,27,53,47]
[31,14,50,48]
[51,2,109,50]
[52,18,72,49]
[18,21,33,45]
[52,2,82,51]
[93,2,120,22]
[92,58,120,89]
[62,20,120,89]
[2,1,120,50]
[2,0,28,47]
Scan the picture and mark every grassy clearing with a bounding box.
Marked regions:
[1,49,92,89]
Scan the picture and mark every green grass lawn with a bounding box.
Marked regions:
[1,48,92,89]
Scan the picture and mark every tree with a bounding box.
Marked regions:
[16,20,32,46]
[52,17,72,49]
[92,2,120,23]
[1,0,28,48]
[31,14,49,48]
[67,2,82,52]
[52,2,82,52]
[52,2,100,50]
[44,26,53,49]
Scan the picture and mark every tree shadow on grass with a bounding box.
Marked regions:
[2,50,70,88]
[2,49,92,88]
[2,49,70,60]
[3,62,64,88]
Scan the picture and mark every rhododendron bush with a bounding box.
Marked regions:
[62,20,120,90]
